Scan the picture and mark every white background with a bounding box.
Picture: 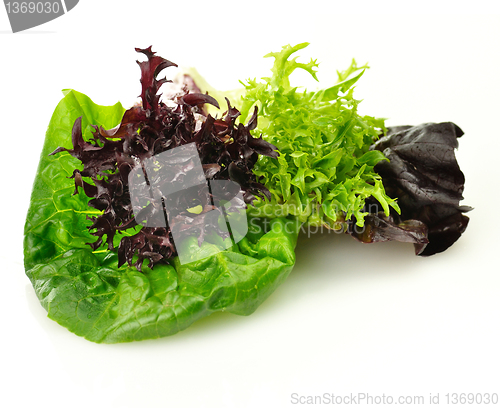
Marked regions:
[1,1,500,407]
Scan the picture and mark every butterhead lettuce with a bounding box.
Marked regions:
[24,89,298,343]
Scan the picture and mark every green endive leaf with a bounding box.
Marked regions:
[238,44,400,228]
[24,90,298,343]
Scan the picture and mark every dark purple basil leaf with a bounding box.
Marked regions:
[247,133,279,159]
[202,164,221,179]
[73,171,97,197]
[249,182,272,202]
[135,46,177,113]
[348,210,429,247]
[228,162,247,185]
[99,105,147,140]
[181,93,220,109]
[369,122,471,255]
[246,106,259,131]
[223,98,241,127]
[51,47,279,271]
[414,205,470,256]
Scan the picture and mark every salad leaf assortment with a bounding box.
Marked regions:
[24,44,470,343]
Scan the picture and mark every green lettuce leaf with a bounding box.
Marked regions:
[236,43,400,227]
[24,90,298,343]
